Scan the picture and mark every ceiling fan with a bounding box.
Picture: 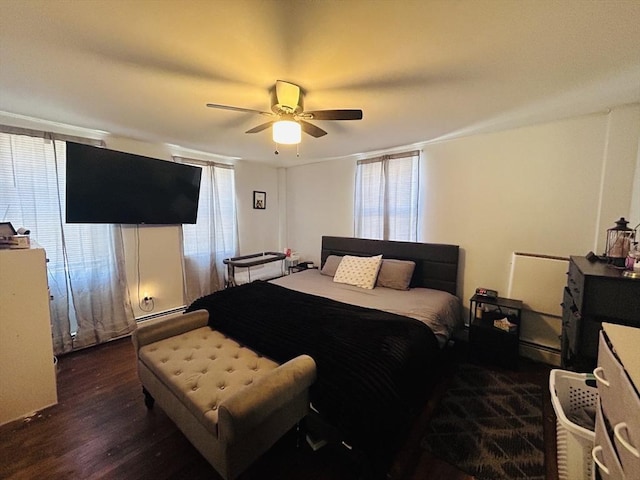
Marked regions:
[206,80,363,144]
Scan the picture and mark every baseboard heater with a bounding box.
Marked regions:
[508,252,569,367]
[136,306,186,323]
[519,339,562,366]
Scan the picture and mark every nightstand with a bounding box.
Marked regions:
[468,294,523,369]
[288,264,318,274]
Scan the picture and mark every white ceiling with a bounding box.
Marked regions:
[1,0,639,167]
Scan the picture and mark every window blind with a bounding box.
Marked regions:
[354,150,420,241]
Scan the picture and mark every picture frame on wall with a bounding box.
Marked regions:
[253,191,266,210]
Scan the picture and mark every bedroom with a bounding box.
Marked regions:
[1,1,640,479]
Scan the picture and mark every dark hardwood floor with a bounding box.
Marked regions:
[0,337,559,480]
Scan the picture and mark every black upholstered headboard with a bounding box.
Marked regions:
[321,236,459,295]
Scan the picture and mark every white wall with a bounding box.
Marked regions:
[121,157,281,317]
[2,104,638,324]
[630,134,640,225]
[286,105,640,314]
[106,139,282,317]
[0,113,282,318]
[121,225,185,318]
[285,160,356,262]
[234,161,281,255]
[100,137,186,317]
[595,106,640,245]
[284,105,639,364]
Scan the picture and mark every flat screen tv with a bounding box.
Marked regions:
[65,142,202,224]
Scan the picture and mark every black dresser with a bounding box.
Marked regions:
[561,256,640,371]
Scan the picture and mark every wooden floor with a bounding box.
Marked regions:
[0,337,559,480]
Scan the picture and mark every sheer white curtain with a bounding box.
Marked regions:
[354,150,420,241]
[0,133,135,354]
[181,161,238,304]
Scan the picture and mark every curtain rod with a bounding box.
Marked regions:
[357,149,420,165]
[0,124,105,147]
[172,155,234,168]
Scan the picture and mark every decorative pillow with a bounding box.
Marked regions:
[333,254,383,289]
[320,255,342,276]
[376,259,416,290]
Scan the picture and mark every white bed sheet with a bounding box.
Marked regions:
[270,269,462,348]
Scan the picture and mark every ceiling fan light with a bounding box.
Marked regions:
[273,120,301,145]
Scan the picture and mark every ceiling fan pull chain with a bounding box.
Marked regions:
[274,142,279,155]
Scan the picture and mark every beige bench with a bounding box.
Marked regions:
[132,309,316,480]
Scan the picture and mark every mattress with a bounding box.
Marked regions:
[270,269,461,347]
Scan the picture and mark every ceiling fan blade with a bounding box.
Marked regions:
[300,120,328,138]
[206,103,272,116]
[245,121,275,134]
[306,109,363,121]
[275,80,301,110]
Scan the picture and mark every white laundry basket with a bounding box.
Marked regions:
[549,369,598,480]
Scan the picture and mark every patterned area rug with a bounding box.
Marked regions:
[421,363,545,480]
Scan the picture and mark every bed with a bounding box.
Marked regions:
[270,269,459,348]
[185,236,461,466]
[274,235,461,345]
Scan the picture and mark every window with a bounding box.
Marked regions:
[0,133,135,354]
[354,150,420,241]
[181,161,238,303]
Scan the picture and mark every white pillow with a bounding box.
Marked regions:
[333,254,383,289]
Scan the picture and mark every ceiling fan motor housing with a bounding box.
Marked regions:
[270,81,304,115]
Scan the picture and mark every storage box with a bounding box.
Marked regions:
[549,369,598,480]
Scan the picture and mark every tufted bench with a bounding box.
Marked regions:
[133,309,316,480]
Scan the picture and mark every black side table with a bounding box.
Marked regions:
[468,294,523,369]
[288,265,318,274]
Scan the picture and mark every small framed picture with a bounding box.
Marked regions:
[253,191,266,210]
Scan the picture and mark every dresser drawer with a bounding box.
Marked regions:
[561,287,580,354]
[614,421,640,477]
[594,331,640,476]
[593,399,625,480]
[567,260,584,311]
[595,332,628,424]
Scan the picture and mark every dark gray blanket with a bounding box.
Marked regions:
[186,281,440,452]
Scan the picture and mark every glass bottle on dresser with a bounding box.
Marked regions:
[625,243,640,271]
